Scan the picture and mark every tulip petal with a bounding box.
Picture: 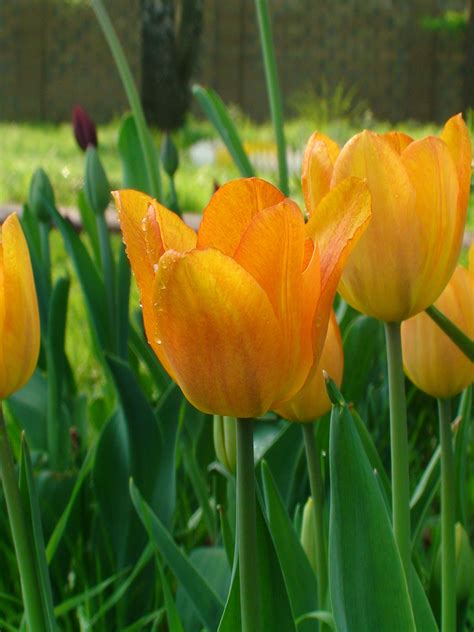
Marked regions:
[197,177,285,255]
[469,243,474,275]
[401,136,460,313]
[332,130,424,321]
[0,214,40,398]
[383,131,413,154]
[440,113,472,215]
[306,177,371,363]
[153,248,286,417]
[233,200,317,399]
[113,189,196,374]
[302,132,340,215]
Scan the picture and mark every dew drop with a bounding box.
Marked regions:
[153,263,159,273]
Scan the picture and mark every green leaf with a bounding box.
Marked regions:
[454,386,472,525]
[176,548,231,630]
[46,444,95,563]
[54,570,125,617]
[410,445,440,549]
[425,305,474,361]
[410,566,439,632]
[156,555,185,632]
[130,480,224,632]
[192,84,255,177]
[118,114,152,192]
[128,314,171,393]
[7,371,47,452]
[261,460,318,631]
[328,389,417,632]
[295,611,335,630]
[342,315,383,406]
[115,245,131,360]
[218,495,297,631]
[77,190,101,265]
[46,276,70,470]
[46,201,110,353]
[18,435,57,631]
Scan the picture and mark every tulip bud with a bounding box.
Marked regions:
[433,523,473,605]
[0,214,40,399]
[213,415,237,473]
[275,311,344,422]
[401,255,474,399]
[161,132,179,178]
[300,497,317,573]
[28,168,55,224]
[84,146,110,216]
[72,105,98,152]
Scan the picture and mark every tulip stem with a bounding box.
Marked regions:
[255,0,289,195]
[384,322,411,583]
[0,403,48,631]
[91,0,162,200]
[438,397,456,632]
[302,423,328,622]
[236,418,260,632]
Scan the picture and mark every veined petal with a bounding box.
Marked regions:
[401,136,460,314]
[197,177,285,255]
[233,199,316,400]
[302,132,340,215]
[382,131,413,154]
[0,214,40,398]
[153,248,286,417]
[306,177,371,364]
[332,130,422,321]
[440,113,472,214]
[113,189,196,372]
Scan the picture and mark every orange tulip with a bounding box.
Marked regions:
[275,310,343,422]
[0,213,40,399]
[114,177,370,417]
[303,114,471,322]
[401,246,474,399]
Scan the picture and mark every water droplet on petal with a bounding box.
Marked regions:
[153,263,159,273]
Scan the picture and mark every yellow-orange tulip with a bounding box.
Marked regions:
[401,246,474,399]
[114,177,370,417]
[0,213,40,399]
[303,115,471,322]
[275,310,343,422]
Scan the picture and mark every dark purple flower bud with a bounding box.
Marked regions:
[72,105,98,151]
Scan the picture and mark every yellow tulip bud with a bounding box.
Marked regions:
[213,415,237,473]
[300,497,317,574]
[303,115,471,321]
[275,311,344,422]
[433,522,473,605]
[401,251,474,399]
[0,214,40,399]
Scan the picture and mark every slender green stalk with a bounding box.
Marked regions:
[91,0,162,200]
[426,305,474,362]
[438,398,456,632]
[384,322,411,582]
[96,212,116,352]
[236,418,260,632]
[302,423,328,628]
[255,0,289,195]
[0,403,47,631]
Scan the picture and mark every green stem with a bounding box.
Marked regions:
[91,0,162,200]
[302,423,328,626]
[96,212,116,353]
[426,305,474,362]
[384,322,411,582]
[438,398,456,632]
[0,403,47,631]
[255,0,289,195]
[236,418,260,632]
